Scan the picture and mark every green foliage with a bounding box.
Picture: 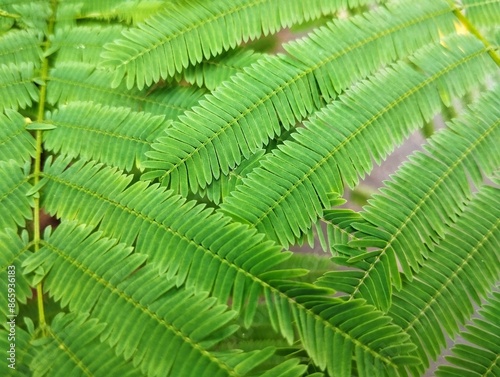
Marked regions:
[0,0,498,376]
[436,289,500,377]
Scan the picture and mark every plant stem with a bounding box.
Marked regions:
[0,9,20,18]
[449,1,500,66]
[33,0,57,334]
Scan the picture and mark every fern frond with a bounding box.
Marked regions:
[142,0,458,194]
[182,48,265,90]
[0,63,39,111]
[2,1,499,375]
[24,221,305,377]
[101,0,375,89]
[0,228,33,318]
[142,53,321,189]
[0,29,42,67]
[220,34,496,247]
[272,284,420,377]
[436,290,500,377]
[316,84,500,311]
[386,185,500,376]
[463,0,500,27]
[282,0,456,101]
[0,110,35,166]
[0,160,33,230]
[47,63,206,117]
[50,25,124,67]
[42,102,169,171]
[40,157,297,314]
[32,313,141,377]
[39,159,417,376]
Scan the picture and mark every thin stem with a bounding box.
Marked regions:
[0,9,20,18]
[449,1,500,66]
[33,0,58,334]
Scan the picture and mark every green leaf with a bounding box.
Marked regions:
[2,1,499,375]
[43,102,169,171]
[143,0,458,196]
[0,228,33,318]
[47,63,207,117]
[221,34,496,249]
[436,290,500,377]
[50,25,124,67]
[463,0,500,27]
[182,48,266,90]
[75,0,166,24]
[101,0,375,89]
[198,149,266,204]
[0,63,39,111]
[0,110,36,166]
[40,158,417,376]
[319,84,500,311]
[25,221,305,377]
[0,29,42,68]
[389,185,500,376]
[317,85,500,312]
[31,313,141,377]
[0,160,34,230]
[25,122,56,131]
[5,1,52,36]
